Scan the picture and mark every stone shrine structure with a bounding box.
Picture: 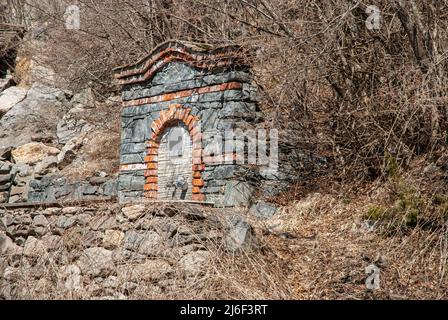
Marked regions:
[113,41,265,206]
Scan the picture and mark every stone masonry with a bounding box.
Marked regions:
[114,41,264,206]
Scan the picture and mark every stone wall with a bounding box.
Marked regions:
[0,202,256,299]
[27,175,118,203]
[0,159,13,203]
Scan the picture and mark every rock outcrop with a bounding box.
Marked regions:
[0,84,69,155]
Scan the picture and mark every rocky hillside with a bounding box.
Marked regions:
[0,54,121,205]
[1,0,447,300]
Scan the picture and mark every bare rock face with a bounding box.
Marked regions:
[23,236,47,258]
[72,88,96,109]
[77,247,114,277]
[57,135,85,169]
[224,215,258,253]
[0,84,68,155]
[12,142,60,165]
[57,115,92,145]
[0,86,28,117]
[0,76,14,93]
[15,58,59,88]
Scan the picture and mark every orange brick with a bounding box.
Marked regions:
[144,184,158,191]
[182,109,191,122]
[178,108,188,121]
[167,105,177,118]
[193,179,204,187]
[185,115,194,127]
[160,111,168,124]
[188,121,197,131]
[192,194,205,202]
[192,187,202,194]
[174,109,183,120]
[146,177,158,184]
[193,171,202,179]
[168,104,178,112]
[147,162,158,170]
[147,148,158,155]
[151,119,162,132]
[147,140,159,148]
[192,164,205,171]
[144,155,157,163]
[145,170,158,177]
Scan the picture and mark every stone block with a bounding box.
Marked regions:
[223,181,253,207]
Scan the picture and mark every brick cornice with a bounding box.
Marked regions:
[113,41,247,86]
[122,82,243,107]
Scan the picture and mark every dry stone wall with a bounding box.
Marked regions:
[0,202,257,299]
[0,159,13,203]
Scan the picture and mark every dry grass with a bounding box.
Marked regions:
[60,99,121,180]
[253,157,448,300]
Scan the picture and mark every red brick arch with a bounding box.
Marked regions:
[144,104,205,201]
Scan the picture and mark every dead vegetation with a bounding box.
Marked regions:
[259,157,448,299]
[1,0,447,299]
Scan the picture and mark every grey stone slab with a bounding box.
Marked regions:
[0,174,12,184]
[120,153,145,165]
[221,101,257,118]
[250,201,278,219]
[103,180,118,197]
[82,184,99,196]
[200,109,220,131]
[0,183,11,192]
[121,143,147,155]
[118,174,146,192]
[28,192,47,203]
[0,161,11,174]
[223,181,253,207]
